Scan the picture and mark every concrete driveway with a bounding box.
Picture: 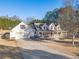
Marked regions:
[16,40,77,59]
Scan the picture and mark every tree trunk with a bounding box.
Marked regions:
[72,33,75,46]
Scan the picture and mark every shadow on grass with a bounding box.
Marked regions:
[0,45,23,59]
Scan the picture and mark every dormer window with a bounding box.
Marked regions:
[20,25,25,29]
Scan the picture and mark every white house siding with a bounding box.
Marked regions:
[56,25,61,31]
[49,23,55,30]
[10,22,35,40]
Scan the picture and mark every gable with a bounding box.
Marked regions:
[11,22,29,32]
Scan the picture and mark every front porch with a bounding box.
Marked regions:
[38,30,67,40]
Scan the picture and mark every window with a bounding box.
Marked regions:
[20,25,25,29]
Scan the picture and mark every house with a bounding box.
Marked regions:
[10,22,35,40]
[10,22,67,40]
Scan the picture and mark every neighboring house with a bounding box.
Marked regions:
[10,22,35,40]
[41,23,49,30]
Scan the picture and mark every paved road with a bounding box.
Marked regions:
[17,40,77,59]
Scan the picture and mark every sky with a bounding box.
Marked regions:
[0,0,63,20]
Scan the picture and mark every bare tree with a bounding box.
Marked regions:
[58,0,79,46]
[63,0,73,7]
